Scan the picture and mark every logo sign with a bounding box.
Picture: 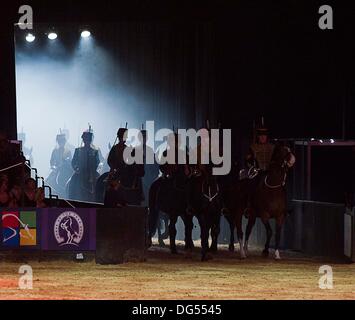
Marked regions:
[1,210,39,248]
[54,211,84,247]
[41,208,96,251]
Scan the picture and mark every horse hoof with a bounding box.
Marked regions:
[158,240,165,248]
[184,241,194,250]
[201,253,213,261]
[146,238,152,248]
[274,250,281,260]
[228,245,235,252]
[209,246,218,253]
[262,249,269,257]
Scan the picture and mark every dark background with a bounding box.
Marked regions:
[2,0,355,140]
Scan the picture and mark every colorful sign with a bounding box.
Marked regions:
[41,208,96,251]
[1,210,39,248]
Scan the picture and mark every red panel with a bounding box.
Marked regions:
[2,211,20,228]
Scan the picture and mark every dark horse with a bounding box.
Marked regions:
[220,175,250,258]
[244,144,295,259]
[187,166,223,260]
[149,170,194,255]
[46,159,73,199]
[96,164,144,206]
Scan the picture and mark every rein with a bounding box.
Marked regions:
[264,161,287,189]
[202,180,219,202]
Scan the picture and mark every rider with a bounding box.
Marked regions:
[47,132,73,197]
[148,132,190,243]
[107,127,145,205]
[135,129,159,205]
[244,119,275,217]
[50,132,72,170]
[70,128,100,202]
[245,120,275,176]
[107,127,132,173]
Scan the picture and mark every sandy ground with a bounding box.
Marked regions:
[0,242,354,300]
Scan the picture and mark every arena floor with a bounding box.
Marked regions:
[0,242,354,300]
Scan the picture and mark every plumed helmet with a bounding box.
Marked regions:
[256,116,269,136]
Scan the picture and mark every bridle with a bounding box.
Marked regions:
[202,178,219,202]
[264,148,293,189]
[264,166,287,189]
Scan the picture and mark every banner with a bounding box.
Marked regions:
[0,209,41,249]
[41,208,96,251]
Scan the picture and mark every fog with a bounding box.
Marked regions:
[15,35,165,178]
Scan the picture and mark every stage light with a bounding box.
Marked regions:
[330,139,335,144]
[25,33,35,42]
[48,32,57,40]
[319,139,323,143]
[310,138,315,141]
[81,30,91,38]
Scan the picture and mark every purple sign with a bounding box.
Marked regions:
[41,208,96,251]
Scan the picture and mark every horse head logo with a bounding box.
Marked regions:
[54,211,84,247]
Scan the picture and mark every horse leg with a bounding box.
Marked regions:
[236,212,246,259]
[274,216,284,260]
[262,220,273,257]
[210,213,220,252]
[244,215,256,256]
[183,214,194,250]
[169,215,178,254]
[198,215,210,261]
[148,181,160,241]
[157,216,165,247]
[225,215,235,252]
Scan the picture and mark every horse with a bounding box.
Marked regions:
[97,164,144,206]
[187,166,223,260]
[148,168,194,255]
[220,175,250,258]
[67,170,99,202]
[243,144,295,259]
[46,159,73,198]
[156,212,170,247]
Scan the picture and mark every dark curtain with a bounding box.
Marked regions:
[0,12,17,139]
[93,21,217,130]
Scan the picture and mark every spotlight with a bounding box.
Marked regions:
[81,30,91,38]
[48,32,58,40]
[330,139,335,144]
[25,33,35,42]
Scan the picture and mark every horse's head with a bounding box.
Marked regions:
[264,144,295,189]
[271,144,296,170]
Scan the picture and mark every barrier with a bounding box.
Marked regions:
[283,200,344,258]
[96,207,148,264]
[344,207,355,261]
[0,207,148,264]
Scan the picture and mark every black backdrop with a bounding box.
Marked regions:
[1,0,355,143]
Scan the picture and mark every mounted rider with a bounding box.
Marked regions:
[69,126,100,202]
[46,131,73,198]
[135,128,159,205]
[107,127,132,174]
[106,126,145,205]
[244,117,274,179]
[50,131,72,170]
[148,131,190,242]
